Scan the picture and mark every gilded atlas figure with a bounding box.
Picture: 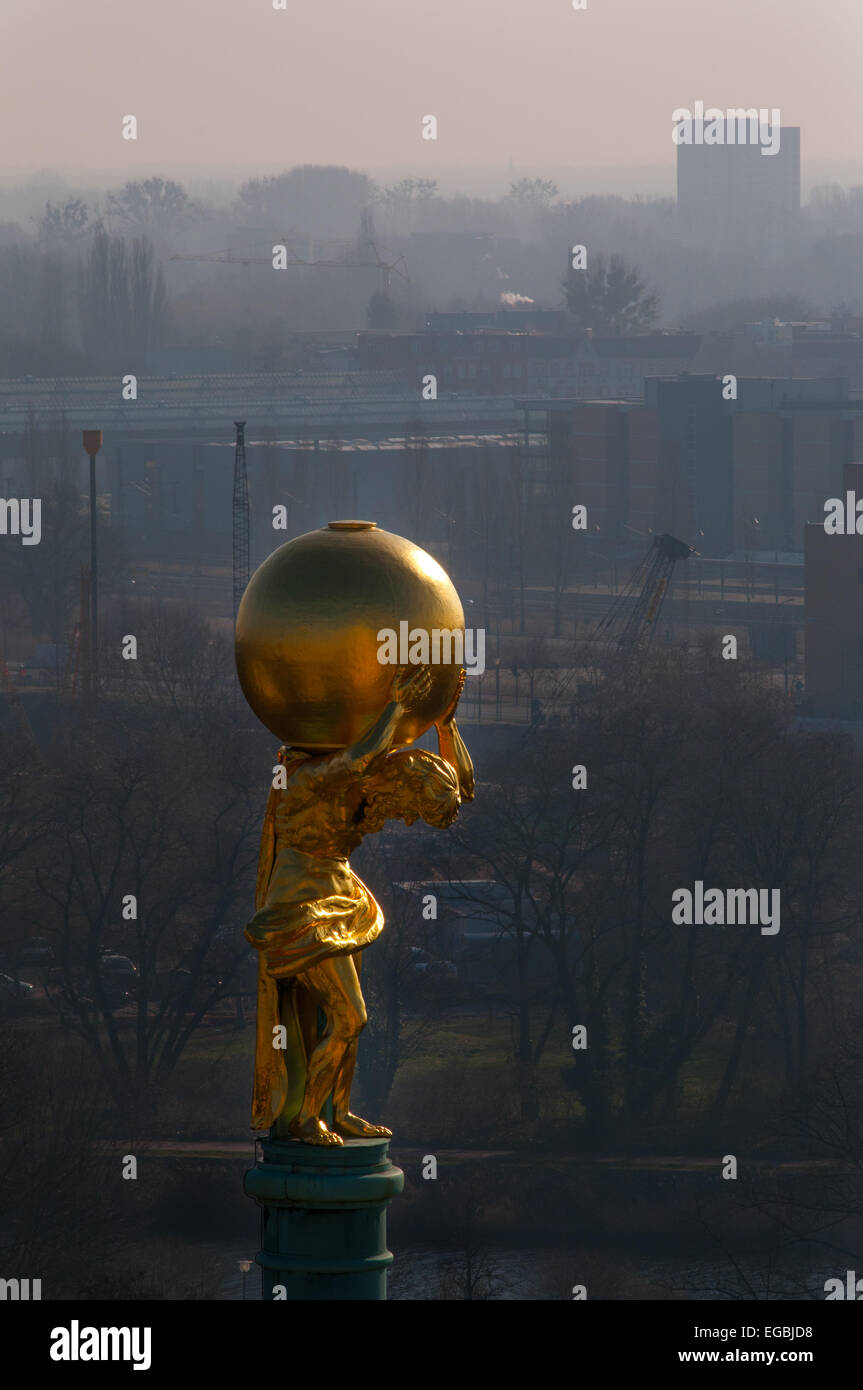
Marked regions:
[235,522,475,1147]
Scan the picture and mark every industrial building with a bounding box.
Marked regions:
[357,329,702,400]
[805,460,863,717]
[521,375,849,559]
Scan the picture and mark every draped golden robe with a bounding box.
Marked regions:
[246,745,460,1130]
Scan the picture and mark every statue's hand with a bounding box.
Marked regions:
[391,663,433,713]
[436,668,466,728]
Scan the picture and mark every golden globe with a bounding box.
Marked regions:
[235,521,465,750]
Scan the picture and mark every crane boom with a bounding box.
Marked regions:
[595,533,694,652]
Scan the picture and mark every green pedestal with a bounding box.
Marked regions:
[244,1136,404,1301]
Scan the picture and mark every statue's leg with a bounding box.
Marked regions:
[331,950,362,1116]
[332,1026,361,1120]
[332,953,392,1140]
[288,952,367,1144]
[269,978,311,1139]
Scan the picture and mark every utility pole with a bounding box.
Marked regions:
[82,430,102,697]
[233,421,250,620]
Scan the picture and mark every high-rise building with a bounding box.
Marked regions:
[677,119,800,247]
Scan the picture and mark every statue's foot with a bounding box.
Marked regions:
[288,1116,344,1146]
[333,1111,393,1139]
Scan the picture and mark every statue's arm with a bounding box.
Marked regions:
[293,666,433,791]
[341,665,433,773]
[342,701,402,773]
[436,717,475,803]
[435,669,475,802]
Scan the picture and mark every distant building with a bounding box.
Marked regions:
[730,388,863,552]
[793,332,863,389]
[522,398,659,542]
[677,121,800,249]
[522,375,850,559]
[425,309,569,334]
[357,329,702,401]
[805,461,863,716]
[582,334,701,402]
[647,375,853,555]
[645,375,733,553]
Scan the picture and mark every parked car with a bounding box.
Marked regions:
[3,661,32,685]
[406,947,458,983]
[0,972,34,997]
[0,973,36,1010]
[53,955,139,1016]
[58,979,133,1022]
[97,954,140,1001]
[97,953,138,979]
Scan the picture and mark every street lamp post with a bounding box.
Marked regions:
[82,430,103,696]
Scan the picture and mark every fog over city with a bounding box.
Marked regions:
[3,0,861,184]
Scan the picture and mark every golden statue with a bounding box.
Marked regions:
[236,522,474,1146]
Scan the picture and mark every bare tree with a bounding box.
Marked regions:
[77,226,166,368]
[36,702,260,1123]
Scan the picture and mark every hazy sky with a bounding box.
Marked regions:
[3,0,861,194]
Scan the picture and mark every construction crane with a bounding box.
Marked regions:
[531,531,695,729]
[0,656,39,750]
[233,421,250,620]
[594,533,695,652]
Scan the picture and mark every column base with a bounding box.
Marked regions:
[244,1136,404,1301]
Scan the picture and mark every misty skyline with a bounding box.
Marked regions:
[3,0,862,197]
